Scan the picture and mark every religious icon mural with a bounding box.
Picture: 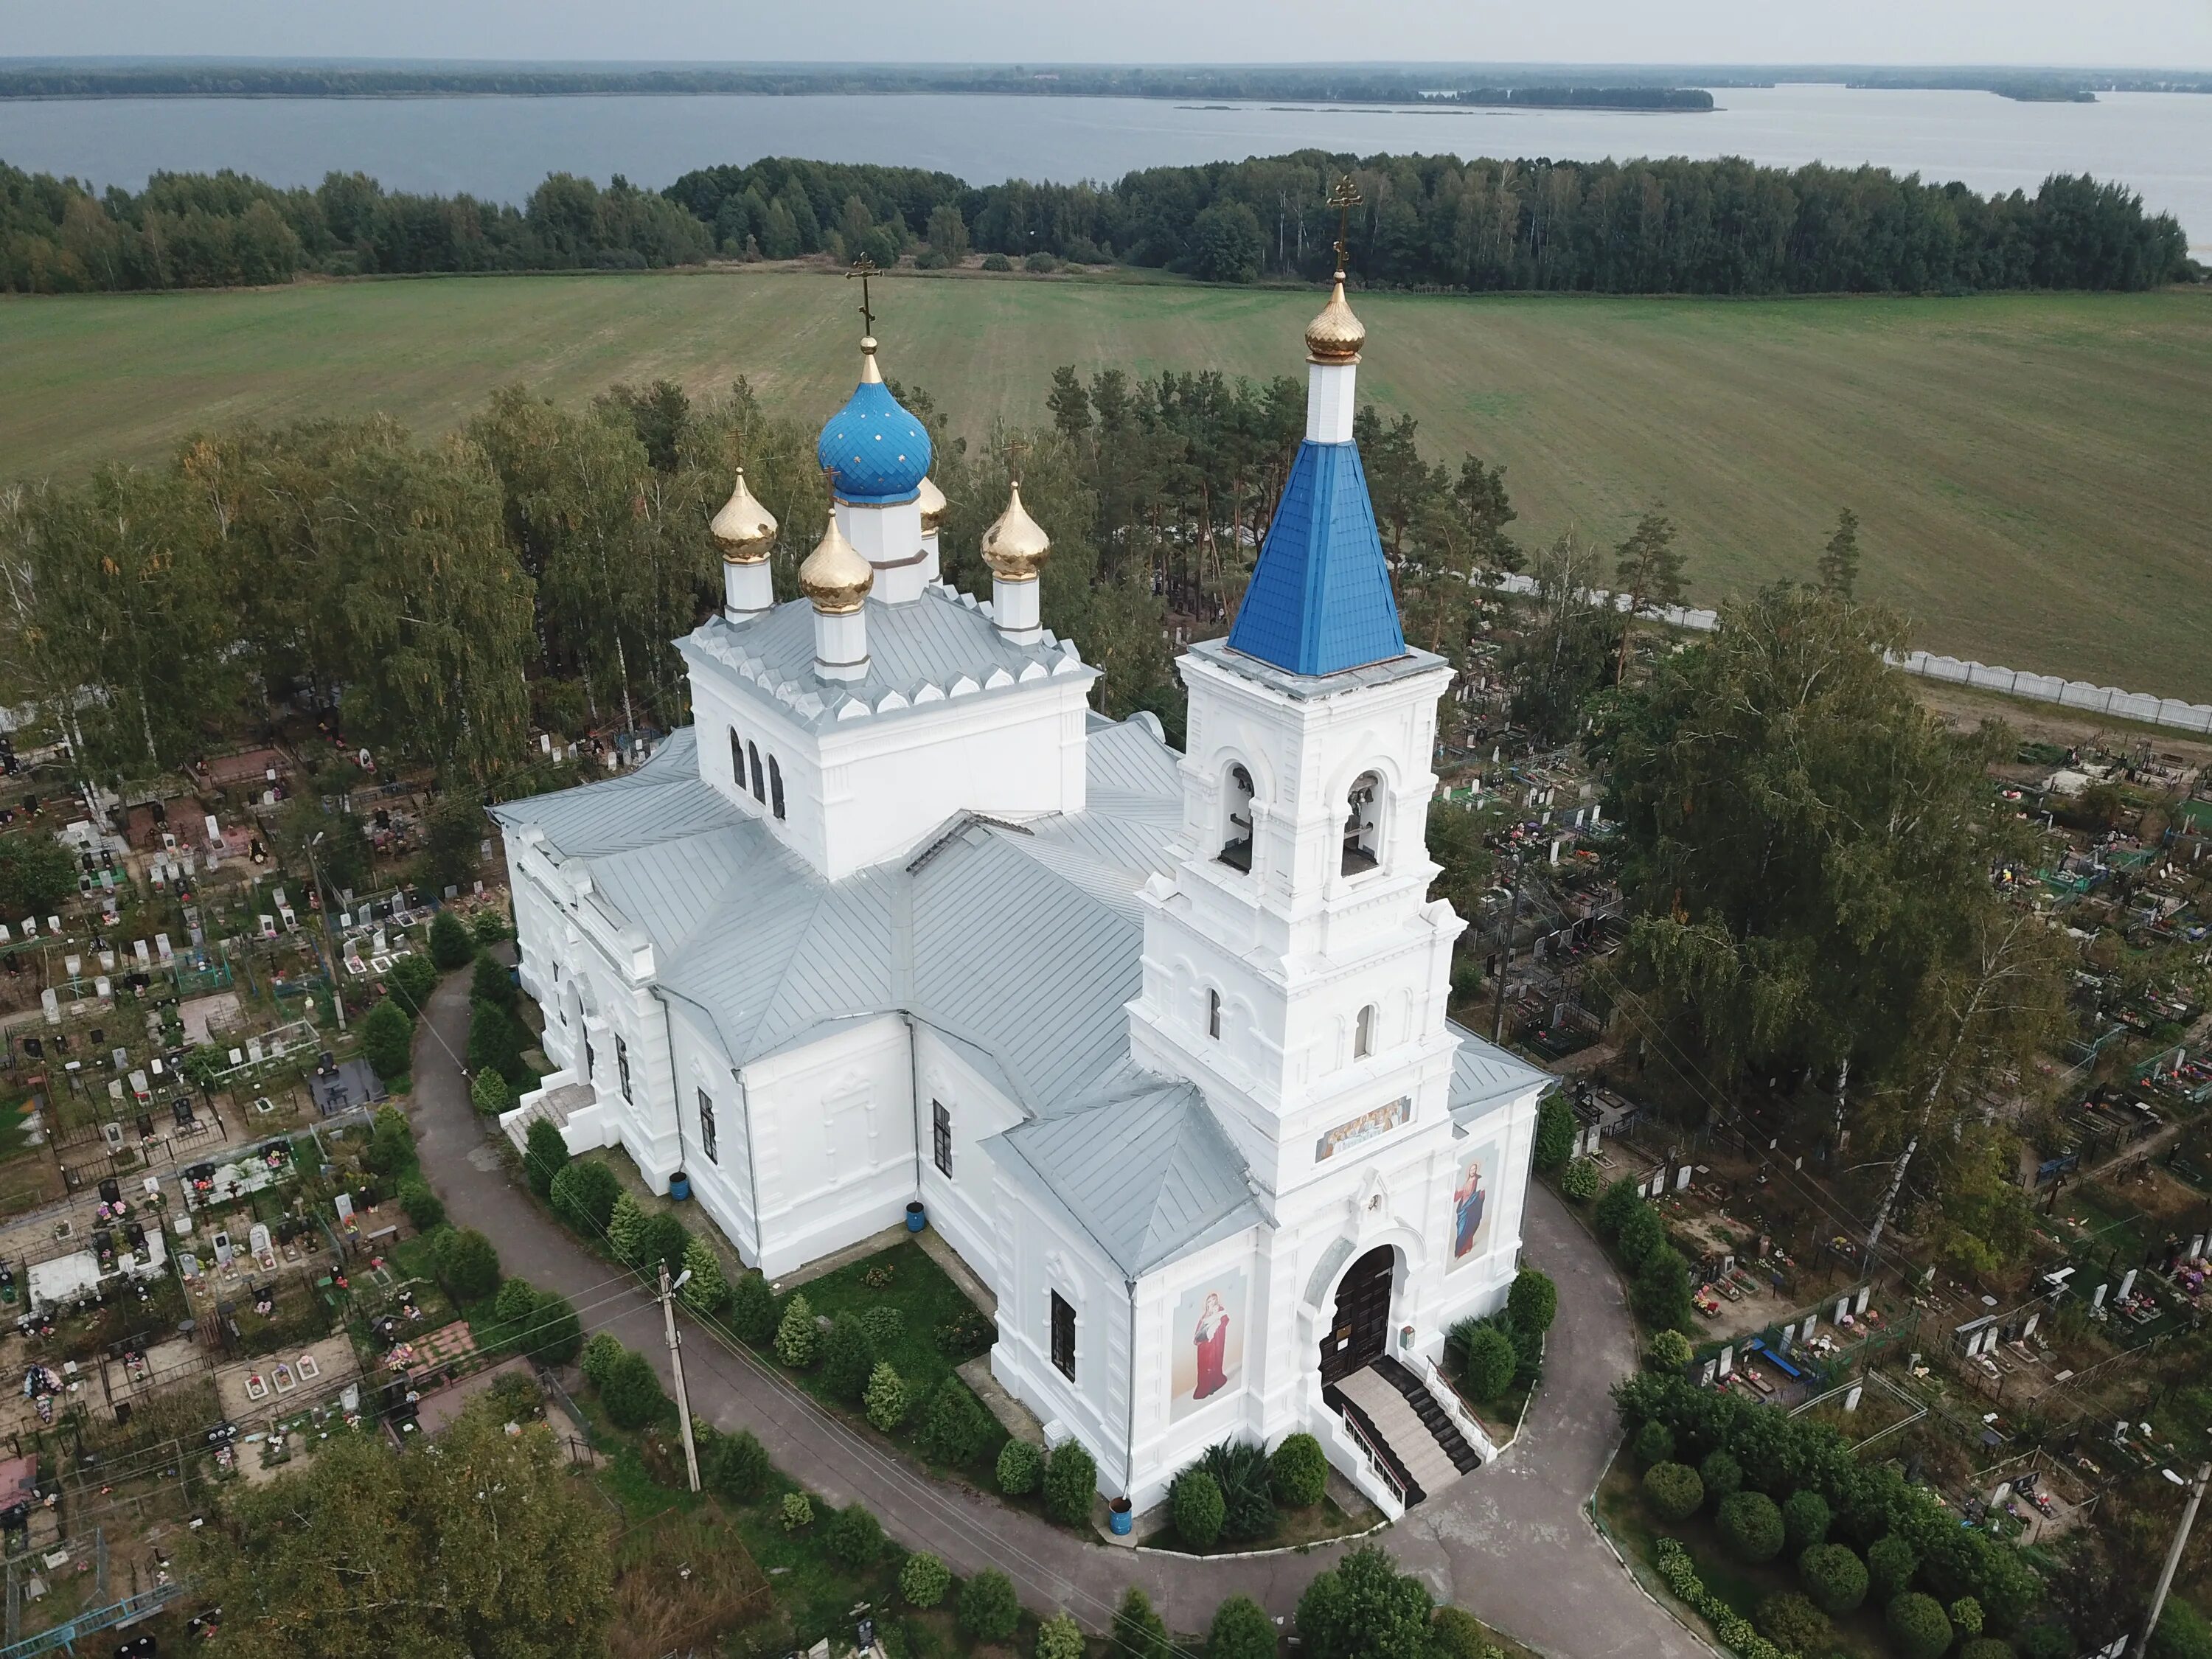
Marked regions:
[1447,1141,1498,1270]
[1169,1268,1248,1420]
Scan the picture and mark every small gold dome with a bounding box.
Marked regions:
[916,474,947,534]
[710,468,778,561]
[799,510,873,614]
[981,480,1051,582]
[1305,272,1366,364]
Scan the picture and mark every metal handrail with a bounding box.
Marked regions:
[1336,1402,1408,1506]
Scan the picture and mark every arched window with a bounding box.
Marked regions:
[1354,1004,1376,1060]
[769,756,786,821]
[1206,989,1222,1040]
[748,742,765,802]
[1342,771,1384,874]
[728,728,745,793]
[1217,764,1256,872]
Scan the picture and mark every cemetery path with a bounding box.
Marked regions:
[411,972,1708,1658]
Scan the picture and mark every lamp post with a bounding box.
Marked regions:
[2135,1461,2212,1658]
[658,1262,700,1492]
[305,833,347,1033]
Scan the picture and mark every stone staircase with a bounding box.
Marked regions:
[1329,1359,1484,1508]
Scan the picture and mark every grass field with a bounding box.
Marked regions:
[4,268,2210,700]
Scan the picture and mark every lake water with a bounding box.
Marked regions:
[3,83,2208,253]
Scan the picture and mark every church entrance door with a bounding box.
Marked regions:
[1319,1245,1394,1383]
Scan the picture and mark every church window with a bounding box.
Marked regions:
[1342,772,1384,874]
[584,1035,595,1080]
[1206,990,1222,1041]
[770,756,786,821]
[1050,1291,1076,1380]
[698,1091,717,1164]
[933,1100,952,1176]
[748,742,765,802]
[616,1036,632,1103]
[1217,764,1256,872]
[729,728,745,792]
[1354,1004,1376,1060]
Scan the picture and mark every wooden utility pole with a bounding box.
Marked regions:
[2135,1461,2212,1658]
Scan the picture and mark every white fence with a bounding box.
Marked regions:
[1492,574,2212,738]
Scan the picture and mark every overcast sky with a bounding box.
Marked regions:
[12,1,2212,70]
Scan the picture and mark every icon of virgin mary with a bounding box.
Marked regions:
[1192,1290,1231,1399]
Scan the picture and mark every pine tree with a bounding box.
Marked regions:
[774,1293,818,1368]
[1817,507,1861,597]
[864,1362,909,1431]
[678,1235,728,1313]
[606,1192,649,1265]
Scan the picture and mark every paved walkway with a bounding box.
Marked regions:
[408,973,1705,1657]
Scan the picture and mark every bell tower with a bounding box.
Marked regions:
[1128,192,1465,1200]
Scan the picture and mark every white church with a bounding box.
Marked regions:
[491,264,1549,1518]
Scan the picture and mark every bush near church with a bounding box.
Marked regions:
[996,1438,1043,1496]
[1755,1591,1830,1657]
[1718,1491,1786,1565]
[959,1569,1020,1641]
[900,1551,950,1608]
[1798,1543,1869,1614]
[1888,1592,1955,1659]
[1043,1438,1097,1526]
[774,1294,818,1368]
[1643,1461,1704,1521]
[1206,1595,1277,1659]
[1173,1468,1226,1548]
[1270,1432,1328,1508]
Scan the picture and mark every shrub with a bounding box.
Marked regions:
[1430,1607,1503,1659]
[1868,1534,1919,1603]
[640,1213,691,1279]
[1270,1432,1328,1508]
[1174,1468,1226,1548]
[2017,1624,2072,1659]
[1798,1543,1870,1614]
[1951,1597,1985,1636]
[1632,1245,1693,1331]
[980,253,1013,273]
[607,1192,650,1265]
[1718,1491,1786,1565]
[433,1227,500,1301]
[471,908,509,944]
[1560,1157,1600,1200]
[1615,1202,1666,1267]
[523,1117,568,1197]
[1642,1462,1704,1522]
[1113,1587,1172,1659]
[1633,1420,1675,1470]
[678,1236,728,1313]
[860,1304,904,1346]
[996,1438,1043,1495]
[1756,1591,1831,1657]
[821,1313,877,1402]
[526,1291,583,1363]
[549,1159,620,1235]
[959,1569,1020,1641]
[1646,1329,1694,1371]
[900,1551,950,1608]
[580,1332,623,1388]
[704,1426,770,1501]
[1200,1439,1277,1541]
[1593,1177,1642,1239]
[824,1502,883,1568]
[728,1272,777,1343]
[1296,1545,1436,1659]
[1888,1593,1955,1659]
[1699,1448,1744,1503]
[779,1491,813,1531]
[470,950,513,1009]
[864,1363,909,1431]
[1507,1268,1558,1336]
[428,908,473,969]
[388,953,438,1015]
[494,1277,540,1323]
[360,1001,413,1080]
[1037,1612,1083,1659]
[917,1377,995,1465]
[1460,1325,1517,1402]
[1533,1094,1576,1171]
[1023,251,1060,273]
[470,1069,512,1116]
[2153,1600,2212,1659]
[485,1368,542,1423]
[1960,1641,2016,1659]
[397,1177,444,1232]
[1044,1437,1098,1526]
[774,1293,818,1368]
[1782,1488,1832,1554]
[599,1349,667,1429]
[1208,1595,1276,1659]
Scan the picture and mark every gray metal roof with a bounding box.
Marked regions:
[678,585,1096,731]
[988,1078,1264,1278]
[1446,1020,1551,1124]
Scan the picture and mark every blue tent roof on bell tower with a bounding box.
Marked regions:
[1226,439,1407,677]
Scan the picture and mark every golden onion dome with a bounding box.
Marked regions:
[709,468,778,561]
[981,480,1051,582]
[1304,271,1366,364]
[798,510,873,615]
[916,474,947,534]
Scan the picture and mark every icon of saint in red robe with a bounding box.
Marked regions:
[1192,1291,1231,1399]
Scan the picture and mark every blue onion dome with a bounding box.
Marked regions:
[815,337,932,504]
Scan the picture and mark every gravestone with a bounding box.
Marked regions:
[1854,1284,1872,1315]
[2119,1268,2138,1300]
[1718,1345,1734,1377]
[1844,1383,1863,1412]
[248,1223,271,1258]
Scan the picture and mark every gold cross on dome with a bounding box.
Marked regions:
[1327,175,1363,271]
[846,257,879,337]
[1004,435,1030,484]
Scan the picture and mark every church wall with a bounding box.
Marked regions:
[664,999,760,1266]
[1124,1226,1267,1511]
[911,1027,1028,1299]
[1425,1085,1546,1344]
[989,1173,1138,1497]
[742,1015,919,1279]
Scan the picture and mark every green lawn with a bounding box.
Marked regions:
[4,270,2210,699]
